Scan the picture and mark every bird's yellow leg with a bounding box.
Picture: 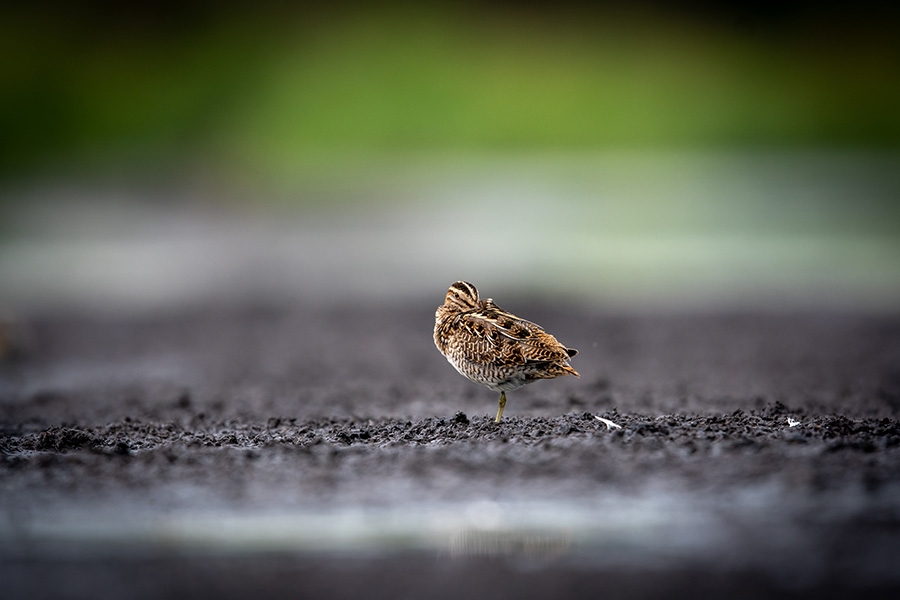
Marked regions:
[495,391,507,423]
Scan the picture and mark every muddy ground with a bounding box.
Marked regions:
[2,304,900,599]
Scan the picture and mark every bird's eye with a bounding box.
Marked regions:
[453,292,460,299]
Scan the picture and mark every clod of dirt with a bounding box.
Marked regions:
[33,427,97,452]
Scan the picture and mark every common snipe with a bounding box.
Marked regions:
[434,281,579,422]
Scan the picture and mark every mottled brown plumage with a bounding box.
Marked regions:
[434,281,579,422]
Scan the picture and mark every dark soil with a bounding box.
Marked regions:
[2,305,900,599]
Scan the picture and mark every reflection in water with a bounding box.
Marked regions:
[448,499,572,559]
[448,527,573,560]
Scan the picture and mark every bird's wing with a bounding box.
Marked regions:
[459,304,572,366]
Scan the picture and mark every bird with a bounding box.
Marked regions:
[434,281,579,422]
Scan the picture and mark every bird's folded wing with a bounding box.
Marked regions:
[458,309,572,366]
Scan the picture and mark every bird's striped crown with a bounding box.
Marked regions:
[443,281,480,312]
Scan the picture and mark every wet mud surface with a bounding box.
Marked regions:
[2,305,900,599]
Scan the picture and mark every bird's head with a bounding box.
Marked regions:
[442,281,479,312]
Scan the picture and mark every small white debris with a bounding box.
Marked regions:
[595,416,622,430]
[787,418,801,428]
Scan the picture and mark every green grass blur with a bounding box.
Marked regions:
[2,3,899,186]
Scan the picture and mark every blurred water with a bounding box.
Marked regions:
[0,487,818,565]
[1,151,898,314]
[3,484,898,584]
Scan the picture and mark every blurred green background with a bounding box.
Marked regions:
[1,1,899,312]
[3,1,900,179]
